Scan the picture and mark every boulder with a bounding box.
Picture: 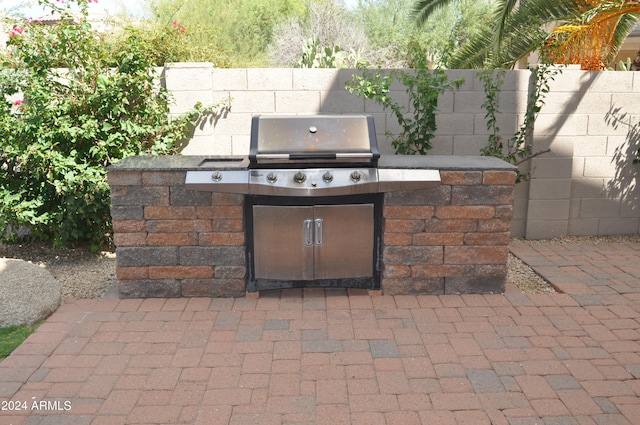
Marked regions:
[0,258,61,327]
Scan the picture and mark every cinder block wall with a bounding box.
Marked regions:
[163,64,640,239]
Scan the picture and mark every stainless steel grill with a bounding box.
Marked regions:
[185,114,440,292]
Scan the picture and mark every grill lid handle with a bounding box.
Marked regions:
[289,153,336,160]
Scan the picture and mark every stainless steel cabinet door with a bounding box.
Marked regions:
[253,205,314,280]
[314,204,374,279]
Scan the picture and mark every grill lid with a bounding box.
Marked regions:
[249,114,379,165]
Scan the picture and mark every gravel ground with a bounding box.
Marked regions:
[0,243,116,299]
[10,235,637,298]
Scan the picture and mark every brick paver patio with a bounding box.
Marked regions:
[1,241,639,425]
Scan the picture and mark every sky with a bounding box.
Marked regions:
[1,0,150,19]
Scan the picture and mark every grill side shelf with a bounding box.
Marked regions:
[184,170,250,194]
[377,169,441,192]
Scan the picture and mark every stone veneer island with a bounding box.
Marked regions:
[108,155,516,297]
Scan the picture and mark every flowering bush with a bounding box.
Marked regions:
[0,0,218,250]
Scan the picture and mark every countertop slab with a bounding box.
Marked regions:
[108,155,516,172]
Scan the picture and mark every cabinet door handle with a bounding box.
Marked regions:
[304,220,313,246]
[314,219,323,245]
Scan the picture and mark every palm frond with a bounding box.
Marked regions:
[492,0,520,53]
[551,3,640,69]
[448,30,493,68]
[411,0,456,27]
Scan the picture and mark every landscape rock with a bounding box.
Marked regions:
[0,258,62,327]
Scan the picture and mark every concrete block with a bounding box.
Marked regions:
[445,276,505,295]
[571,179,605,198]
[213,135,233,155]
[599,217,639,235]
[118,279,181,298]
[213,69,248,90]
[452,135,485,155]
[530,157,574,179]
[165,63,213,91]
[451,185,513,206]
[606,135,635,156]
[229,91,275,113]
[583,157,618,178]
[231,134,251,155]
[436,114,475,135]
[587,114,631,136]
[181,136,223,156]
[453,92,486,114]
[527,199,570,220]
[248,68,292,90]
[364,97,385,113]
[439,92,455,113]
[179,246,245,266]
[117,247,179,267]
[579,198,621,218]
[108,171,142,186]
[470,69,530,92]
[588,72,634,93]
[525,220,568,239]
[367,112,386,134]
[533,113,580,137]
[182,278,245,297]
[170,90,214,115]
[320,90,365,113]
[547,70,595,94]
[621,195,640,217]
[169,187,212,206]
[498,91,530,115]
[429,136,453,155]
[569,198,581,219]
[568,218,599,236]
[445,69,476,91]
[472,113,518,137]
[377,136,396,155]
[387,90,411,110]
[510,219,525,238]
[212,113,253,135]
[542,92,612,115]
[528,179,572,200]
[141,171,186,186]
[512,195,529,221]
[573,136,607,156]
[111,186,169,207]
[384,113,404,136]
[572,157,585,178]
[293,68,341,90]
[335,68,362,89]
[275,91,321,113]
[383,277,444,295]
[530,136,574,157]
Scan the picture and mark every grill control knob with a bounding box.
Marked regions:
[293,171,306,183]
[350,170,362,182]
[266,172,277,183]
[322,171,333,182]
[211,171,222,182]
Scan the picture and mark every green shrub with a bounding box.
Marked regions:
[345,41,464,155]
[0,0,217,251]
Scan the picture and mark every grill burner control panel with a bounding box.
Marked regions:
[250,168,378,197]
[185,168,440,196]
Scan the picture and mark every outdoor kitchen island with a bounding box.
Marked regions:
[108,154,516,298]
